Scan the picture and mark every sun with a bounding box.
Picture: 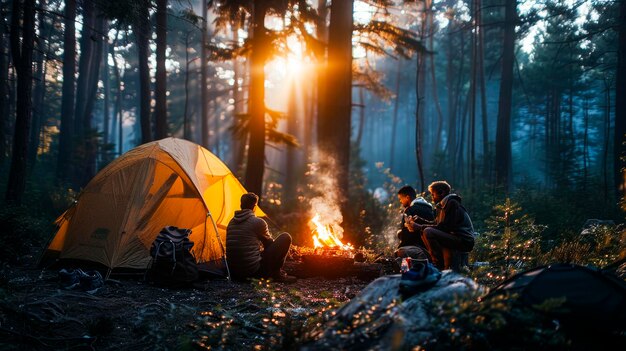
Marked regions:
[285,36,307,75]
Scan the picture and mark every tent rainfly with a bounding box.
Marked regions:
[41,138,264,271]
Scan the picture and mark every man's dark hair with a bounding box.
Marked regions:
[241,192,259,210]
[428,181,451,196]
[398,185,417,199]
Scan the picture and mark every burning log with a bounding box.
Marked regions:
[284,253,383,281]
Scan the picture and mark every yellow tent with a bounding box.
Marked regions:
[41,137,264,271]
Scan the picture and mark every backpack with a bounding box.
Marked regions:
[146,226,199,287]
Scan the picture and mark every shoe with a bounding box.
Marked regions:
[78,270,104,293]
[272,270,297,283]
[58,268,82,289]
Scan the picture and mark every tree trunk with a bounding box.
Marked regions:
[315,0,328,160]
[318,0,353,202]
[415,7,427,193]
[603,82,611,201]
[583,97,589,191]
[103,26,110,147]
[389,59,401,172]
[615,0,626,200]
[6,0,35,205]
[494,0,517,192]
[28,0,47,169]
[201,0,209,148]
[73,0,95,144]
[154,0,167,139]
[244,1,269,196]
[230,24,246,172]
[134,0,152,144]
[110,29,123,155]
[0,11,8,166]
[355,86,365,148]
[77,8,105,186]
[428,0,444,153]
[477,0,489,181]
[469,0,477,185]
[285,78,298,201]
[56,0,77,183]
[183,32,191,140]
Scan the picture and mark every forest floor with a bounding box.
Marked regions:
[0,258,372,351]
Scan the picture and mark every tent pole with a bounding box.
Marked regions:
[207,211,231,281]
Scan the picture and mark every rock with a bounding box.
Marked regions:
[304,271,484,350]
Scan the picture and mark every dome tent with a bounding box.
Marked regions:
[487,263,626,332]
[40,138,264,275]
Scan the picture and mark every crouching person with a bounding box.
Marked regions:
[226,193,296,283]
[406,181,475,270]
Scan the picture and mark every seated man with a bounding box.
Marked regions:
[405,181,474,270]
[396,185,435,249]
[226,193,296,282]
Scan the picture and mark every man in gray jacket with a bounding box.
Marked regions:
[226,193,296,282]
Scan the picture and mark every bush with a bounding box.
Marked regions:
[0,205,53,264]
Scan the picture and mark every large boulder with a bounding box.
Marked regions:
[304,271,484,350]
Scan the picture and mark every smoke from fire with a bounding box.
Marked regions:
[306,154,345,240]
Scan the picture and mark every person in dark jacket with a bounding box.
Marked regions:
[405,181,475,270]
[396,185,435,249]
[226,193,296,282]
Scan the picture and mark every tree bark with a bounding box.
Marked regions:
[6,0,35,205]
[133,0,152,144]
[183,31,191,140]
[0,11,8,166]
[315,0,328,159]
[469,0,478,184]
[76,6,105,186]
[355,86,365,148]
[603,82,611,201]
[230,24,246,172]
[73,0,95,144]
[28,0,47,169]
[389,59,401,172]
[103,25,110,147]
[285,78,298,200]
[56,0,77,183]
[615,0,626,200]
[494,0,517,192]
[427,0,444,153]
[415,6,427,193]
[477,0,489,181]
[154,0,168,139]
[318,0,353,201]
[110,29,123,155]
[201,0,209,148]
[244,1,269,196]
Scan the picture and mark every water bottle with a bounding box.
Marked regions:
[400,257,409,273]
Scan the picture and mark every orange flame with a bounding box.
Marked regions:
[310,214,353,250]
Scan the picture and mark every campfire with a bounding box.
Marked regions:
[283,214,382,280]
[310,214,354,257]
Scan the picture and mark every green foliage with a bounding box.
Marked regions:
[0,205,53,263]
[471,199,545,283]
[539,224,625,268]
[468,188,624,287]
[425,293,570,350]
